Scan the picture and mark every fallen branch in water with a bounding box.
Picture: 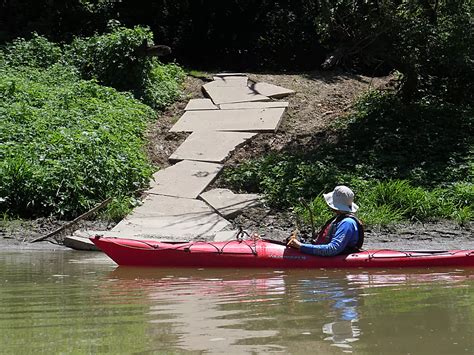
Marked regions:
[30,197,113,243]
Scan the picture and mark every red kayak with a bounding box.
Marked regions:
[91,236,474,268]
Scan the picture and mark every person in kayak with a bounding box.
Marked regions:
[287,185,364,256]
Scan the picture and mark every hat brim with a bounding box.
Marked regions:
[324,192,359,213]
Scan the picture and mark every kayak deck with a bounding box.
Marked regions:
[90,236,474,268]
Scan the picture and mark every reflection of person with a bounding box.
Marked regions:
[299,275,361,350]
[287,186,364,256]
[322,320,361,349]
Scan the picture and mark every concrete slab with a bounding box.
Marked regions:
[200,188,262,218]
[169,131,255,163]
[170,108,286,133]
[250,82,295,98]
[185,99,218,111]
[203,84,269,105]
[112,195,231,239]
[219,101,289,110]
[208,76,248,86]
[72,229,180,242]
[63,235,100,251]
[148,160,223,199]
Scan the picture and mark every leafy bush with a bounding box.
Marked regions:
[0,64,155,218]
[144,62,186,109]
[66,24,185,109]
[2,28,185,110]
[3,33,62,68]
[67,25,153,91]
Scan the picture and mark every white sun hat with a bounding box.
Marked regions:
[323,185,359,213]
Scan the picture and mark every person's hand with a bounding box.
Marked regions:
[287,235,302,249]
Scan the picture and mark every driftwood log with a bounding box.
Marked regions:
[30,197,113,243]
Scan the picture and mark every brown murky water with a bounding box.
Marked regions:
[1,250,473,354]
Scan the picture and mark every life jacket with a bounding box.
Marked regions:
[314,214,364,252]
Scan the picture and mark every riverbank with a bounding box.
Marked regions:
[0,214,473,251]
[2,71,471,251]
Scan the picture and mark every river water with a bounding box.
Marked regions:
[1,250,473,354]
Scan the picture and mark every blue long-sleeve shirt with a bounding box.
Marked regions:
[300,217,360,257]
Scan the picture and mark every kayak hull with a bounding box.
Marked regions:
[90,237,474,268]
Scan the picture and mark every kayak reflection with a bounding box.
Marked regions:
[105,268,473,354]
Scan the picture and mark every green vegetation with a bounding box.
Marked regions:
[4,26,186,110]
[224,92,473,227]
[0,1,471,228]
[0,64,154,218]
[66,24,185,109]
[0,28,185,219]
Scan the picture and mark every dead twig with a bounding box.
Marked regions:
[299,198,316,238]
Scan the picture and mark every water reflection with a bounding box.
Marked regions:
[107,267,474,354]
[298,276,361,352]
[2,250,473,354]
[108,268,286,353]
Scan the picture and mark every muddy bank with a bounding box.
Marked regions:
[0,218,114,251]
[229,206,474,250]
[1,211,472,251]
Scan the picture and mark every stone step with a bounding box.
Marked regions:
[219,101,289,110]
[203,84,269,105]
[169,131,255,163]
[209,76,249,87]
[170,108,286,133]
[214,73,247,77]
[112,194,231,240]
[148,160,223,199]
[185,98,219,111]
[249,82,295,98]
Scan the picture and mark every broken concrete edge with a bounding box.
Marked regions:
[218,101,289,110]
[63,235,101,251]
[218,201,262,219]
[201,85,270,105]
[248,82,296,98]
[184,98,219,111]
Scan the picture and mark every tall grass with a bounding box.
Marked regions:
[293,180,473,229]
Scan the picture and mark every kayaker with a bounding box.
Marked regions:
[287,185,364,256]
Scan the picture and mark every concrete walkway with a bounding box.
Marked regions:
[67,74,294,249]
